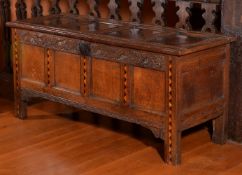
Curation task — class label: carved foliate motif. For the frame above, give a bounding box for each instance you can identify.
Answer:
[17,30,167,71]
[151,0,166,26]
[32,0,43,17]
[69,0,79,15]
[108,0,121,20]
[175,1,192,30]
[87,0,100,17]
[201,3,217,33]
[15,0,27,20]
[49,0,61,15]
[128,0,144,23]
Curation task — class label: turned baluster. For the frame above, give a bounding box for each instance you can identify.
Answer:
[201,3,217,33]
[128,0,144,23]
[175,0,192,30]
[15,0,27,20]
[151,0,166,26]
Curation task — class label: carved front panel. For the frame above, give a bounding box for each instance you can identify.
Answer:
[133,67,166,114]
[91,58,121,103]
[21,44,45,85]
[54,51,81,93]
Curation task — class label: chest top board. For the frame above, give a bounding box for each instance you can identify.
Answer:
[7,14,234,165]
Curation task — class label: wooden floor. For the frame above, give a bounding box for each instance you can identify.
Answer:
[0,98,241,175]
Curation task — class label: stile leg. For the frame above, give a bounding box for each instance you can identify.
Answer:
[164,131,182,165]
[212,112,228,144]
[14,93,27,120]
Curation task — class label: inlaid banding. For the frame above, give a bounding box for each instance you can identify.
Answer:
[168,58,173,163]
[123,65,128,104]
[46,49,51,87]
[83,57,88,95]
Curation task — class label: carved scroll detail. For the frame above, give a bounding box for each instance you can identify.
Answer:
[69,0,79,15]
[32,0,43,17]
[108,0,121,20]
[49,0,61,15]
[151,0,166,26]
[175,1,192,30]
[201,3,217,33]
[15,0,27,20]
[128,0,144,23]
[87,0,100,17]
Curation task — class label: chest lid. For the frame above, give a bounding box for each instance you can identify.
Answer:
[6,14,235,56]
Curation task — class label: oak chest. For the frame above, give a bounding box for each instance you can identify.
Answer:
[7,14,234,165]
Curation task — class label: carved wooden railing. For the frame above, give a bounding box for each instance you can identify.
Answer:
[13,0,221,33]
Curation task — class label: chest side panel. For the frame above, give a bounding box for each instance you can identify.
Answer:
[177,46,226,130]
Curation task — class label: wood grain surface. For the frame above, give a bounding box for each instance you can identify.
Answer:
[0,98,241,175]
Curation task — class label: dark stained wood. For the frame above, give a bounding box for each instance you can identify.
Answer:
[49,0,61,15]
[0,0,11,73]
[6,14,234,165]
[15,0,27,20]
[222,0,242,143]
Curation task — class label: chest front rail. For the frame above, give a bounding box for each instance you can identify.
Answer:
[12,29,230,165]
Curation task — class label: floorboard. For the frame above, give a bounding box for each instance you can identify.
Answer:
[0,98,241,175]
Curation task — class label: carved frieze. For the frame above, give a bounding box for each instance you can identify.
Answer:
[17,30,167,71]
